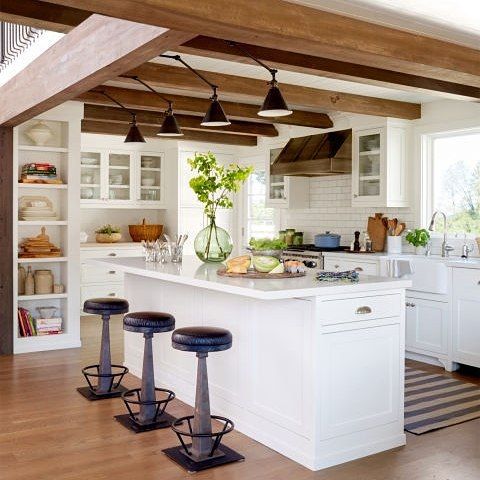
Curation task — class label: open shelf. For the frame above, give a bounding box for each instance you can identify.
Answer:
[18,293,68,301]
[18,220,67,226]
[18,183,67,189]
[18,257,68,263]
[19,145,68,153]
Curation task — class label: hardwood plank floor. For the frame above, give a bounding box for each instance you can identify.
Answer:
[1,317,479,479]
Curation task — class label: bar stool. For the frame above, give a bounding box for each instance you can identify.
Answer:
[163,326,244,473]
[115,311,177,433]
[77,297,129,401]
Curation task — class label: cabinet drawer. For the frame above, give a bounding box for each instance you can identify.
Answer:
[81,284,124,308]
[80,247,143,260]
[324,258,379,275]
[318,294,401,325]
[81,264,124,284]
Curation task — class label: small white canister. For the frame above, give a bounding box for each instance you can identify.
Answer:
[387,236,402,254]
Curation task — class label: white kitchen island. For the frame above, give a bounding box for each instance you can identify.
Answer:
[91,256,411,471]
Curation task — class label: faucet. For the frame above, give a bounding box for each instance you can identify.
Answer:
[428,210,454,257]
[461,235,474,259]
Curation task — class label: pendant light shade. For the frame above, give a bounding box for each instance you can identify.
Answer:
[201,94,231,127]
[124,116,146,143]
[258,80,292,117]
[157,107,183,137]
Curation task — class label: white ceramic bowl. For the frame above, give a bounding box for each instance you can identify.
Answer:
[141,178,155,186]
[36,306,58,319]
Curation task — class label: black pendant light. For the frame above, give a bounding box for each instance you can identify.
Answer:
[159,54,231,127]
[128,76,183,137]
[99,91,146,143]
[228,41,293,117]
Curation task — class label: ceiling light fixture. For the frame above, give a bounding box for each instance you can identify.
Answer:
[159,54,231,127]
[99,90,146,143]
[128,76,183,137]
[228,41,292,118]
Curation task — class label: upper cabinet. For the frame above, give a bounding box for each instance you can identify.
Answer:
[352,122,409,208]
[265,144,309,209]
[80,146,165,209]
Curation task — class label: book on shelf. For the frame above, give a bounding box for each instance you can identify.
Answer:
[20,163,62,184]
[18,308,63,337]
[18,307,36,337]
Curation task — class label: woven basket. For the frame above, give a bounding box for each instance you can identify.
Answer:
[129,218,163,242]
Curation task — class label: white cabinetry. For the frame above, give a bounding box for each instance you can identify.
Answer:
[452,268,480,368]
[80,244,143,311]
[323,255,380,275]
[265,143,309,209]
[352,122,409,208]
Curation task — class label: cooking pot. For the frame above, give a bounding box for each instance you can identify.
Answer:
[314,231,341,248]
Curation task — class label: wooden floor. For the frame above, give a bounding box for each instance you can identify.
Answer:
[1,317,480,480]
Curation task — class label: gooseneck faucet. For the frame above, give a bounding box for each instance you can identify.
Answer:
[428,210,453,257]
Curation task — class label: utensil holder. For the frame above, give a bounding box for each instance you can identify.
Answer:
[387,236,402,254]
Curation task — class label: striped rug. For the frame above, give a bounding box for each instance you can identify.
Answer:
[405,367,480,434]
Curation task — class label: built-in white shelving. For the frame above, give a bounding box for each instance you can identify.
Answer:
[19,145,68,153]
[17,257,68,263]
[19,293,68,301]
[18,221,68,226]
[18,183,68,189]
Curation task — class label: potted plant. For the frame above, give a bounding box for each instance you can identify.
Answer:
[405,228,430,254]
[95,224,122,243]
[189,152,252,262]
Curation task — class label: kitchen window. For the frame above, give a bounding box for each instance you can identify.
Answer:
[425,130,480,235]
[243,168,277,243]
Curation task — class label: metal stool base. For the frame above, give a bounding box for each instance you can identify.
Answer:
[114,412,176,433]
[77,385,129,401]
[162,444,244,473]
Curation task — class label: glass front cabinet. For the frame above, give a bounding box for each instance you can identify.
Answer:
[352,122,409,208]
[80,149,165,208]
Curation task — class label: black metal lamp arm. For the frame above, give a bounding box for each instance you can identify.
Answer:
[227,41,277,79]
[124,75,174,111]
[98,90,137,120]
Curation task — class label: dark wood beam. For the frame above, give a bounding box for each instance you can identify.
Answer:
[83,104,278,137]
[0,0,89,33]
[38,0,480,88]
[0,127,13,355]
[77,86,333,128]
[121,63,420,119]
[179,36,480,100]
[0,15,195,126]
[82,120,257,146]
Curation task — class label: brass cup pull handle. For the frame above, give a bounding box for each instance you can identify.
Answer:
[356,306,372,315]
[108,253,117,257]
[334,264,340,269]
[355,267,364,272]
[108,293,116,297]
[477,280,480,285]
[108,271,116,274]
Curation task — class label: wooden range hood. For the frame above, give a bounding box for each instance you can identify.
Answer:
[271,129,352,177]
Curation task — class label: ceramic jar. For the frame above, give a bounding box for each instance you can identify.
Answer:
[34,269,54,294]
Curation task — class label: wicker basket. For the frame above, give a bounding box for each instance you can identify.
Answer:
[129,218,163,242]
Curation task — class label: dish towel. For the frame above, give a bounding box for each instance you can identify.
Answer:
[316,270,359,282]
[387,259,414,278]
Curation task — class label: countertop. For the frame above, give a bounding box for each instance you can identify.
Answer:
[89,256,411,300]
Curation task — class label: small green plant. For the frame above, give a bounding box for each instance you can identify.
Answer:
[95,224,121,235]
[405,228,430,248]
[249,237,287,251]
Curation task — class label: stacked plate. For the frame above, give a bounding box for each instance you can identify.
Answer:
[19,196,58,221]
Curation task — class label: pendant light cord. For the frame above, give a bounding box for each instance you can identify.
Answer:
[97,90,137,122]
[122,75,175,112]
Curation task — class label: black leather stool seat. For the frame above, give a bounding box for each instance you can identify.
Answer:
[83,297,129,315]
[123,312,175,334]
[172,327,232,353]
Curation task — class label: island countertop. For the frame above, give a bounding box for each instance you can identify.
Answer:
[90,256,411,300]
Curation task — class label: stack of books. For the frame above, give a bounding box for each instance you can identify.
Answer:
[35,318,63,336]
[20,163,62,184]
[18,307,36,336]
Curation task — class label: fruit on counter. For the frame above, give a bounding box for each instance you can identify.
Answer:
[284,260,306,274]
[248,237,287,251]
[268,263,285,274]
[225,255,251,274]
[252,256,280,273]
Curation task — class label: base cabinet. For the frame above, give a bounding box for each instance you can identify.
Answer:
[323,256,379,275]
[452,268,480,368]
[405,297,449,359]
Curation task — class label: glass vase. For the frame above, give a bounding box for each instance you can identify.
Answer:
[194,217,233,263]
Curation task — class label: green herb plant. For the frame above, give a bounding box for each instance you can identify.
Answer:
[95,224,121,235]
[405,228,430,248]
[249,237,287,251]
[189,152,252,258]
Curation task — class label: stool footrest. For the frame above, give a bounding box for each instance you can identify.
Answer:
[81,364,129,395]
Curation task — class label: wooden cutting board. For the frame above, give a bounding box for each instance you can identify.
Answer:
[367,213,387,252]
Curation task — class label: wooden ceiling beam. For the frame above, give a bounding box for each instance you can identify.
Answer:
[121,62,420,120]
[82,120,257,146]
[83,104,278,137]
[77,86,333,129]
[38,0,480,88]
[0,15,195,126]
[179,36,480,100]
[0,0,89,33]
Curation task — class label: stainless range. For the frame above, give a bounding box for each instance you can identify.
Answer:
[282,244,349,270]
